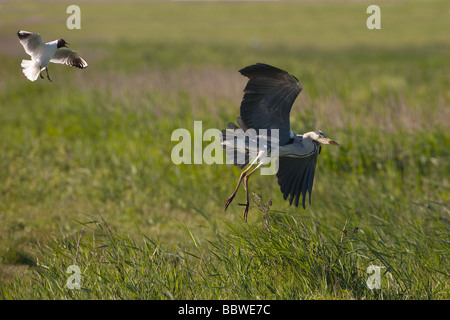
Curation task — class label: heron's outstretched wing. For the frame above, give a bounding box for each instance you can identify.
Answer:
[276,146,321,208]
[50,48,88,69]
[17,30,45,59]
[239,63,303,146]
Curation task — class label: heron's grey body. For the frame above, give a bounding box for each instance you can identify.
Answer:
[223,63,338,221]
[17,30,88,82]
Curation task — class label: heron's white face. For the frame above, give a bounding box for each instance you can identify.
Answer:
[308,130,339,146]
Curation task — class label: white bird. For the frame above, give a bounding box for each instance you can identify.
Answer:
[17,30,88,82]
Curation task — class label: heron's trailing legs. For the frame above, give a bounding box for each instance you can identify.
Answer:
[224,153,264,222]
[224,163,253,211]
[240,162,263,222]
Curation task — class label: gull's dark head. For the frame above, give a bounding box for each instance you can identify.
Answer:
[57,39,69,48]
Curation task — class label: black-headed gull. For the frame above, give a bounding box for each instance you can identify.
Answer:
[17,30,88,82]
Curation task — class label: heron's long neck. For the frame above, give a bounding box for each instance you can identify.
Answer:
[301,131,316,140]
[298,134,318,148]
[280,134,316,158]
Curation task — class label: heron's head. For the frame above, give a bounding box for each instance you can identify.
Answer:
[57,39,69,48]
[307,130,339,146]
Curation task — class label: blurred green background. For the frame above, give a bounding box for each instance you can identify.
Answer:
[0,1,448,299]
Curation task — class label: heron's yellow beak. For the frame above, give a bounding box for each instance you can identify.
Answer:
[327,139,339,146]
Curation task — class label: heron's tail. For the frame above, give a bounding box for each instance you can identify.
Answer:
[221,119,260,169]
[221,126,249,169]
[21,59,43,81]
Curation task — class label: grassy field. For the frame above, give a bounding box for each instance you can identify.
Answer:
[0,1,448,300]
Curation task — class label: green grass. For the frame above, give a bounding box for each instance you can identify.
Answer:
[0,1,449,299]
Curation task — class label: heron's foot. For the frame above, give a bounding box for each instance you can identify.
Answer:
[224,195,235,211]
[39,72,44,79]
[238,202,250,222]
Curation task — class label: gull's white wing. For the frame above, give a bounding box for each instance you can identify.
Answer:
[17,30,45,59]
[50,48,88,69]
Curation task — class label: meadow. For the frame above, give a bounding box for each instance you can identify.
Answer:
[0,1,448,300]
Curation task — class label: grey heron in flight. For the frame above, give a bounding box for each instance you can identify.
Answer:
[222,63,339,222]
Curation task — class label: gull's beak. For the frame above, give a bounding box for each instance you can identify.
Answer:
[64,43,70,48]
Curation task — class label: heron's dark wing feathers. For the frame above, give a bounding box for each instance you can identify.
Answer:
[239,63,302,146]
[276,147,320,208]
[227,122,239,130]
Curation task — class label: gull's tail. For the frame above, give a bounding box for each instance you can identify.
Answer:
[21,59,43,81]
